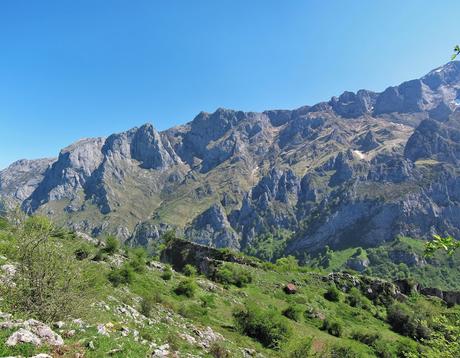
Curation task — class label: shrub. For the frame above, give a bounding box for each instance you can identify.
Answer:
[0,216,8,230]
[74,245,91,260]
[183,264,198,277]
[92,249,107,262]
[128,248,147,273]
[275,255,299,272]
[386,303,431,340]
[233,302,291,349]
[161,230,178,245]
[200,294,216,308]
[104,236,120,255]
[328,344,360,357]
[321,319,343,337]
[107,265,134,287]
[140,296,155,317]
[178,302,207,319]
[4,216,89,322]
[351,330,381,346]
[174,279,197,298]
[288,338,313,358]
[324,285,341,302]
[214,263,252,288]
[209,341,230,358]
[161,265,173,280]
[282,304,302,322]
[346,287,371,308]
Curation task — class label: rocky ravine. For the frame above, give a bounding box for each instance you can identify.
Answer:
[2,62,460,255]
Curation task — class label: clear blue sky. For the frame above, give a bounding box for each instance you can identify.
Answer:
[1,0,459,169]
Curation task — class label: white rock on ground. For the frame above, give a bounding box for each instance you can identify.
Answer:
[6,328,41,346]
[24,319,64,346]
[151,343,170,357]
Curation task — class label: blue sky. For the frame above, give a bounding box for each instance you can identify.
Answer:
[0,0,459,169]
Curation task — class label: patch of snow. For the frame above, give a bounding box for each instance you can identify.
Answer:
[353,150,366,160]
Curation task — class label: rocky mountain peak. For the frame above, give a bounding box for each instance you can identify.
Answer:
[422,61,460,90]
[0,158,55,205]
[5,62,460,255]
[329,89,377,118]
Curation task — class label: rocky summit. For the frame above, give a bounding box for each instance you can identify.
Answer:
[3,62,460,256]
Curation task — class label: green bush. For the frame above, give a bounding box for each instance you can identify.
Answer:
[92,249,107,262]
[209,341,230,358]
[183,264,198,277]
[104,236,120,255]
[0,216,8,230]
[174,279,197,298]
[321,319,343,337]
[346,287,372,309]
[275,255,299,272]
[324,285,341,302]
[128,248,147,273]
[386,303,431,340]
[74,246,91,260]
[233,302,291,349]
[282,304,302,322]
[161,265,173,280]
[200,294,216,308]
[178,302,207,319]
[351,330,381,346]
[214,263,252,287]
[288,338,312,358]
[140,296,155,317]
[328,344,360,357]
[107,265,134,287]
[4,216,89,322]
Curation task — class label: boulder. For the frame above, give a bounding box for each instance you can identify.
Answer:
[6,328,41,346]
[152,343,170,357]
[283,283,297,294]
[24,319,64,346]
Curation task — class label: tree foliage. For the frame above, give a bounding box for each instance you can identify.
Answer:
[452,45,460,60]
[424,234,460,257]
[4,216,89,322]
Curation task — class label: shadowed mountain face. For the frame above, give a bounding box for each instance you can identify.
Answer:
[3,62,460,255]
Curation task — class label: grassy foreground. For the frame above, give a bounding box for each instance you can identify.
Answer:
[0,216,459,357]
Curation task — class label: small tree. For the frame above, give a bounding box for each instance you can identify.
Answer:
[104,235,120,255]
[233,302,291,349]
[324,285,341,302]
[5,216,89,322]
[174,279,197,298]
[161,265,173,280]
[128,247,148,273]
[183,264,198,277]
[107,265,134,287]
[282,304,302,322]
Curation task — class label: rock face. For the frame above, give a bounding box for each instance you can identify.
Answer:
[160,239,258,277]
[185,204,240,249]
[3,62,460,256]
[0,158,55,207]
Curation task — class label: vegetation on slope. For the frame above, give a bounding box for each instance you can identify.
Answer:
[307,236,460,290]
[0,214,459,357]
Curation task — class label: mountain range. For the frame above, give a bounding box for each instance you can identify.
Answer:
[3,61,460,258]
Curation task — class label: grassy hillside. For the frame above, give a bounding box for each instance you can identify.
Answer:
[0,216,459,357]
[308,236,460,291]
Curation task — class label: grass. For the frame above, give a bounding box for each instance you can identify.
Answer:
[0,220,459,357]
